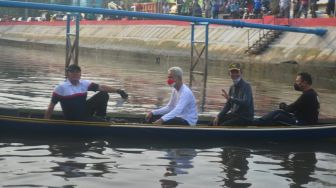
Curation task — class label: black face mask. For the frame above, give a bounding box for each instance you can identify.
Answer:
[294,83,302,91]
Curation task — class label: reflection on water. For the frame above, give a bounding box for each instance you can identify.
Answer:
[0,138,336,187]
[220,147,251,187]
[0,45,335,118]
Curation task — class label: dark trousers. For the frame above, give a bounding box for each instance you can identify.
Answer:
[86,91,109,118]
[218,113,253,126]
[149,115,189,126]
[258,110,297,125]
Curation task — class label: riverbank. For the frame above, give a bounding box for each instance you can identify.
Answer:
[0,19,335,83]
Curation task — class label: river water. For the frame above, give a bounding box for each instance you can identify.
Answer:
[0,45,336,187]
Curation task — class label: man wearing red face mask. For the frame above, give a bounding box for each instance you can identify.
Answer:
[145,67,198,126]
[212,63,254,126]
[258,72,320,125]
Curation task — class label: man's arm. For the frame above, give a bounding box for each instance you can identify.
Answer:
[152,90,175,116]
[160,91,190,122]
[98,85,118,93]
[230,83,253,107]
[217,87,233,119]
[98,84,128,99]
[44,102,56,119]
[285,93,306,113]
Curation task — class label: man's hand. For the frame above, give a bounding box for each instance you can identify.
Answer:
[153,118,163,125]
[279,102,288,110]
[212,116,219,126]
[117,89,128,99]
[145,112,153,122]
[221,89,229,100]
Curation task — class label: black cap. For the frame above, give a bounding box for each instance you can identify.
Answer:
[66,64,81,72]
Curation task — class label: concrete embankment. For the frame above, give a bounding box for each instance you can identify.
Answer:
[0,21,335,82]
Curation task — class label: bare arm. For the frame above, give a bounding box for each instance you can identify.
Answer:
[98,84,128,99]
[44,102,56,119]
[98,85,118,93]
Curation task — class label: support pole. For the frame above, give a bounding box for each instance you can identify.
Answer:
[189,22,209,112]
[65,14,80,75]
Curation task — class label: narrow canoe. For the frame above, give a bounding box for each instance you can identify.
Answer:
[1,108,336,141]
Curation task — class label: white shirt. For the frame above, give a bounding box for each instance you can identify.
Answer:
[53,79,93,97]
[152,84,198,126]
[279,0,290,8]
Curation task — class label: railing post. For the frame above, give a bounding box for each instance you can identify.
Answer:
[189,22,209,112]
[75,14,80,65]
[189,23,195,88]
[65,13,80,75]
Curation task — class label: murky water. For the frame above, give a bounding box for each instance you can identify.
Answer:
[0,45,336,187]
[1,137,336,188]
[0,45,335,117]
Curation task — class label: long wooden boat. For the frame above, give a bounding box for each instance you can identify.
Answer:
[0,108,336,141]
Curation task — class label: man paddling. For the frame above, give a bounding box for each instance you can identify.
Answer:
[44,64,128,121]
[258,72,320,125]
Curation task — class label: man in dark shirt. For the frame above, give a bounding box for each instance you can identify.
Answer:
[259,72,320,125]
[212,63,254,126]
[44,64,128,121]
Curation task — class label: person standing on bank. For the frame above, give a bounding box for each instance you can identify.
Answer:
[212,63,254,126]
[259,72,320,125]
[145,67,198,126]
[44,64,128,121]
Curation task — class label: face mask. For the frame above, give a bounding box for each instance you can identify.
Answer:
[232,77,241,85]
[294,83,302,91]
[167,78,176,87]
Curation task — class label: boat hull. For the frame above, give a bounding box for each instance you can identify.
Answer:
[1,115,336,141]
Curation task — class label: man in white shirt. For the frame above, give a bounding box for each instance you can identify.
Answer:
[145,67,198,126]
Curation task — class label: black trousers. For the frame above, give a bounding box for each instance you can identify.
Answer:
[258,110,297,125]
[149,115,190,126]
[86,91,109,118]
[218,113,253,126]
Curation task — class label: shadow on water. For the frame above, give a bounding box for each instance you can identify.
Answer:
[1,134,336,153]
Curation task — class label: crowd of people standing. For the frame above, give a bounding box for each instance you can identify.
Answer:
[169,0,335,19]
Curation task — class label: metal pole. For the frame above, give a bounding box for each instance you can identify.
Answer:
[189,23,195,88]
[65,14,71,75]
[247,29,250,49]
[334,0,336,18]
[201,23,209,112]
[0,0,327,36]
[74,14,79,65]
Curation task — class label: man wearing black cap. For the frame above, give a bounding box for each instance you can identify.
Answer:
[212,63,254,126]
[44,64,128,121]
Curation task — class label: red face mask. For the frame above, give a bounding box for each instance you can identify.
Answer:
[167,78,176,86]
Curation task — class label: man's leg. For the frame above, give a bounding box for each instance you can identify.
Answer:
[86,91,109,117]
[163,117,189,126]
[220,116,252,126]
[147,115,189,125]
[217,113,238,125]
[259,110,296,125]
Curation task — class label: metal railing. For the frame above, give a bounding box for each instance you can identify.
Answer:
[0,0,327,36]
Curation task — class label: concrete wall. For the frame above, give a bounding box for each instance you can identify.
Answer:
[0,24,335,66]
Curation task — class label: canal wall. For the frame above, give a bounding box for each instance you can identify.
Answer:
[0,20,335,68]
[0,22,336,65]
